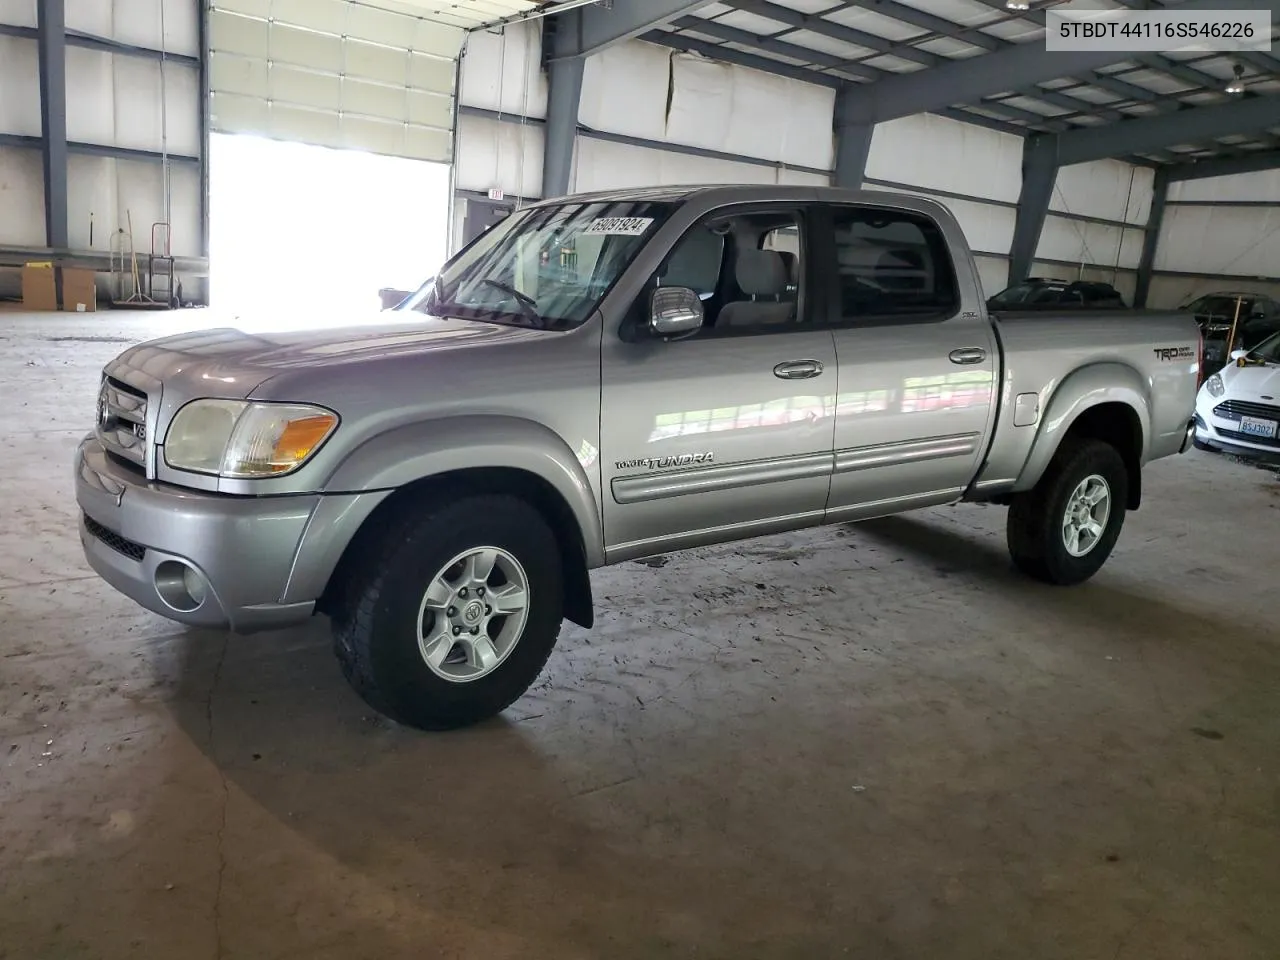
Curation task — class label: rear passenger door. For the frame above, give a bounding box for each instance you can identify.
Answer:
[599,204,838,562]
[815,202,999,521]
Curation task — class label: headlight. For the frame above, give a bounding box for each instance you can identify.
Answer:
[164,399,339,478]
[1204,374,1225,398]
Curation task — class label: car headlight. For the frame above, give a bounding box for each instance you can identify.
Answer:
[1204,373,1225,398]
[164,399,339,478]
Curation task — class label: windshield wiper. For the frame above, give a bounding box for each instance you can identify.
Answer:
[481,279,543,326]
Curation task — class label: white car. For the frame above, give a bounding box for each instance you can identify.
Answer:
[1194,330,1280,458]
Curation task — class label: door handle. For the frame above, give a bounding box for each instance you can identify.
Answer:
[774,360,824,380]
[948,347,987,365]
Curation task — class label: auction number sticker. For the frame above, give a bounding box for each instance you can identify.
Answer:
[583,217,655,236]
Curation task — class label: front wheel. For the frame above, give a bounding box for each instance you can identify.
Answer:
[1006,438,1129,586]
[331,494,564,730]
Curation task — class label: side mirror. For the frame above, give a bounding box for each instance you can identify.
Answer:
[648,286,703,340]
[1230,349,1249,362]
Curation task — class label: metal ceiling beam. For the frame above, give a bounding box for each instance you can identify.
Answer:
[1166,148,1280,180]
[837,43,1143,124]
[557,0,719,59]
[668,15,880,80]
[856,0,1001,52]
[1050,94,1280,165]
[717,0,939,67]
[640,30,842,87]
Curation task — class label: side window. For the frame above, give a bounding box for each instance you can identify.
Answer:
[653,209,806,336]
[830,206,958,322]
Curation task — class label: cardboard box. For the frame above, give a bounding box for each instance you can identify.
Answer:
[21,263,58,311]
[61,267,98,312]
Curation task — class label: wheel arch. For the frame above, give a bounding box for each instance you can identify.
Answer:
[315,416,602,629]
[318,465,596,629]
[1013,364,1150,510]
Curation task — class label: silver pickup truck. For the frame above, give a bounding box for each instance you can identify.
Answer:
[76,186,1201,729]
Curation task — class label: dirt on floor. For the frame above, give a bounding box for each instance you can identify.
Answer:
[1,312,1278,960]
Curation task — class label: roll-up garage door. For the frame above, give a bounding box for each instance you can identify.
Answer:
[209,0,477,163]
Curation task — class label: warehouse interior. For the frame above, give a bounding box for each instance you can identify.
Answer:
[2,1,1279,957]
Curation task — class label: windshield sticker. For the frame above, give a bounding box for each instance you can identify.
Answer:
[583,217,655,236]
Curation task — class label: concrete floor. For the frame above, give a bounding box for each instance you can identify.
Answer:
[1,310,1278,960]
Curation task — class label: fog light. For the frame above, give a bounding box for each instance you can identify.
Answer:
[154,560,207,613]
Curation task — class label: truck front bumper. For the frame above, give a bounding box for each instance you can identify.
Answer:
[75,434,384,634]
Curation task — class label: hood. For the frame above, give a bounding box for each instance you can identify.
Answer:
[104,313,552,397]
[1221,362,1280,401]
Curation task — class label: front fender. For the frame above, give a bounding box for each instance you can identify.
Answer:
[1011,363,1152,493]
[322,415,604,566]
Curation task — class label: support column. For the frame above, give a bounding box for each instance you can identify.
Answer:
[832,88,872,188]
[198,0,210,260]
[1134,167,1169,308]
[37,0,68,251]
[833,121,873,188]
[541,13,584,200]
[1008,134,1058,284]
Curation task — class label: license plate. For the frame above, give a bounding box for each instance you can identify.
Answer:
[1239,415,1278,439]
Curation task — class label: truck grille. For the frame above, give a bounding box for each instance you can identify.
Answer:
[83,514,146,561]
[1213,399,1280,422]
[96,376,150,469]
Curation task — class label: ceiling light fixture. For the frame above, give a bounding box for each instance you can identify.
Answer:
[1006,0,1031,9]
[1225,64,1246,95]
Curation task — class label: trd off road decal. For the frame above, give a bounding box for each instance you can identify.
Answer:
[1153,346,1196,361]
[615,452,714,471]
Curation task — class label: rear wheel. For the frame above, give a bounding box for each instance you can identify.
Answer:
[331,494,564,730]
[1007,438,1129,586]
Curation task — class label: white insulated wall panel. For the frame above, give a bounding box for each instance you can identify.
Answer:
[0,36,41,137]
[0,0,36,27]
[454,113,543,199]
[1169,169,1280,204]
[460,21,546,118]
[1051,159,1153,226]
[66,0,199,58]
[579,41,836,172]
[65,48,201,157]
[67,154,200,256]
[0,146,44,246]
[973,255,1010,297]
[866,114,1023,205]
[572,137,814,193]
[1036,214,1145,271]
[1154,204,1280,277]
[209,1,463,162]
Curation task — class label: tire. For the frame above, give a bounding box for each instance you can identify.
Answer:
[331,494,564,730]
[1006,438,1129,586]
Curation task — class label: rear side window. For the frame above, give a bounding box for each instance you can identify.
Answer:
[830,206,959,321]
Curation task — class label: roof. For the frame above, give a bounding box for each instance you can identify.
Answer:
[640,0,1280,168]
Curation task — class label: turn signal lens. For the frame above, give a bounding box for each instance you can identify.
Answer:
[222,404,340,477]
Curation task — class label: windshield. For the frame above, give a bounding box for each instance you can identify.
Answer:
[400,200,676,330]
[1246,330,1280,363]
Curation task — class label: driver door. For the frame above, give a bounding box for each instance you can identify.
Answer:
[599,205,837,562]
